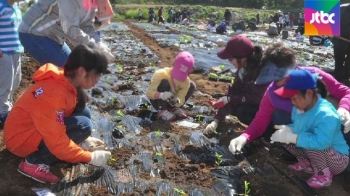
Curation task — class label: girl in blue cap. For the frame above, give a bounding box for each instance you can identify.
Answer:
[271,69,349,189]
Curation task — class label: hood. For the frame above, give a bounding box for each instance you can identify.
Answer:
[33,63,65,82]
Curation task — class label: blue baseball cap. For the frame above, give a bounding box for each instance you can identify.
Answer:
[274,69,317,98]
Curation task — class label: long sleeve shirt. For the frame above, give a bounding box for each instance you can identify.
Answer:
[290,97,349,155]
[4,64,91,163]
[18,0,100,46]
[242,66,350,142]
[146,67,190,108]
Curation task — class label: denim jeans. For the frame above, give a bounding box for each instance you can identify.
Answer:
[19,32,71,67]
[25,107,93,165]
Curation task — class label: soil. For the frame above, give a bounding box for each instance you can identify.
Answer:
[0,19,350,196]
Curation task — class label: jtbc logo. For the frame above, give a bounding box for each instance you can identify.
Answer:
[310,11,335,24]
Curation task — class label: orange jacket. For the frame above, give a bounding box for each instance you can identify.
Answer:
[4,64,91,163]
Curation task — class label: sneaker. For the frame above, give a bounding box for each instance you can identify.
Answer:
[18,161,59,184]
[307,168,333,189]
[0,112,8,124]
[172,108,187,119]
[288,159,313,173]
[158,110,176,121]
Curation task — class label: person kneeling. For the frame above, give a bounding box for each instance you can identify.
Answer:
[271,69,349,189]
[146,52,196,121]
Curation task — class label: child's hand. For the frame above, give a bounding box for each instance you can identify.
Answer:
[337,108,350,133]
[270,129,297,144]
[159,92,174,100]
[211,96,229,109]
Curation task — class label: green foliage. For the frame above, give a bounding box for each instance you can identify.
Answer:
[215,152,223,165]
[155,152,163,156]
[244,181,251,195]
[174,188,186,195]
[117,110,124,117]
[155,129,162,136]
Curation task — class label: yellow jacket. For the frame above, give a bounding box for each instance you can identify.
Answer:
[4,64,91,163]
[146,67,190,107]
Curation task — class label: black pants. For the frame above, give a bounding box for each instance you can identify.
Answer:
[333,37,350,81]
[158,16,165,24]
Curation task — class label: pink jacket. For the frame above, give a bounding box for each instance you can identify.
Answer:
[241,66,350,142]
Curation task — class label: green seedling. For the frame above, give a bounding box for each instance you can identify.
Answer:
[215,152,223,166]
[117,110,124,117]
[111,97,117,105]
[155,129,162,137]
[179,35,185,43]
[195,114,203,121]
[116,64,123,73]
[136,84,141,88]
[117,125,123,129]
[213,130,218,135]
[174,188,186,195]
[244,181,250,196]
[128,78,134,83]
[219,65,225,70]
[155,152,163,157]
[186,35,192,42]
[108,156,117,164]
[209,72,218,80]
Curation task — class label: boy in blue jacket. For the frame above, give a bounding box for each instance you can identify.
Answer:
[271,69,349,189]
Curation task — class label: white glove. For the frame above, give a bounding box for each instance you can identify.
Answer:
[273,125,294,133]
[270,129,298,144]
[228,135,247,154]
[168,96,180,106]
[337,108,350,134]
[89,150,111,166]
[97,42,114,63]
[83,136,107,151]
[204,121,218,134]
[159,92,174,101]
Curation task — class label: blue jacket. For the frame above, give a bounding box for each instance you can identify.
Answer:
[289,97,349,155]
[216,21,227,32]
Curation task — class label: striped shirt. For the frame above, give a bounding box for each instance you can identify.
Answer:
[0,1,23,54]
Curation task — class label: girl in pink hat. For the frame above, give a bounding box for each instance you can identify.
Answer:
[146,52,196,121]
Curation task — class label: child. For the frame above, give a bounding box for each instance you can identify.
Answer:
[146,52,196,121]
[204,35,267,135]
[271,69,349,188]
[4,44,111,184]
[0,0,24,124]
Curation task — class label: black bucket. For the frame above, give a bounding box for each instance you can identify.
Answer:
[282,30,288,39]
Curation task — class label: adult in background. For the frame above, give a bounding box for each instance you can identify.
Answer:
[224,9,232,24]
[18,0,115,68]
[333,3,350,82]
[158,6,165,24]
[204,35,267,135]
[256,12,260,25]
[232,11,237,24]
[216,21,228,35]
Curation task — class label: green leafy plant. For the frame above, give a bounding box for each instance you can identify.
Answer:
[209,72,218,80]
[179,35,185,43]
[155,152,163,157]
[116,64,123,73]
[213,130,218,135]
[111,97,117,105]
[244,181,250,196]
[215,152,223,165]
[155,129,162,137]
[117,125,123,129]
[219,65,225,70]
[117,110,124,117]
[186,35,192,42]
[108,156,117,164]
[174,188,186,195]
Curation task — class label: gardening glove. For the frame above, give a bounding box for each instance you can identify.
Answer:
[168,96,180,106]
[97,42,114,63]
[159,92,175,101]
[83,136,107,151]
[203,121,218,135]
[270,129,298,144]
[212,96,229,109]
[228,135,247,154]
[89,150,111,166]
[273,125,294,134]
[337,108,350,134]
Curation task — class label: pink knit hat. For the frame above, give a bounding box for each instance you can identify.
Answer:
[171,52,195,81]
